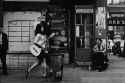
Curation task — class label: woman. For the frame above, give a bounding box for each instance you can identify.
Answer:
[26,9,55,78]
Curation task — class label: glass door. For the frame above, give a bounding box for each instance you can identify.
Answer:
[75,13,93,49]
[75,11,94,62]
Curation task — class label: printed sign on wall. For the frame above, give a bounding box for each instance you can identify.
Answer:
[108,13,125,26]
[96,7,106,38]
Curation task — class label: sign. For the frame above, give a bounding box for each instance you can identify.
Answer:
[95,7,106,38]
[109,13,125,18]
[108,13,125,26]
[76,8,93,13]
[108,18,125,26]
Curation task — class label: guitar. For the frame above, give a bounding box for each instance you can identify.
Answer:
[30,34,49,56]
[30,33,55,56]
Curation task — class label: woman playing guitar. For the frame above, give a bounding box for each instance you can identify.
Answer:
[26,9,55,78]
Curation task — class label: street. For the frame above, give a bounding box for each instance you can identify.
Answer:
[1,55,125,83]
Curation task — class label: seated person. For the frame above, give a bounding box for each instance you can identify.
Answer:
[93,38,106,53]
[92,38,107,71]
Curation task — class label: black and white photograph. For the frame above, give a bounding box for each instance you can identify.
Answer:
[0,0,125,83]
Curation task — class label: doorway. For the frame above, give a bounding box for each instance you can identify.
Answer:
[75,6,94,65]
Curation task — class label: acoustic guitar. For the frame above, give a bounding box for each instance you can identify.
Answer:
[30,34,48,56]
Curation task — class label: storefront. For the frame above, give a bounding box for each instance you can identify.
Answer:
[2,1,70,68]
[107,6,125,54]
[74,5,94,66]
[0,0,108,69]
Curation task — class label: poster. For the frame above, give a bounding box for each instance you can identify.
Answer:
[76,26,80,37]
[96,7,106,38]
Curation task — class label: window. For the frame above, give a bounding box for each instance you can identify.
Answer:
[7,20,34,52]
[8,20,33,42]
[107,0,125,5]
[75,13,94,48]
[76,13,82,24]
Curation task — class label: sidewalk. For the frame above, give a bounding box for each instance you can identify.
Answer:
[1,55,125,83]
[0,66,85,83]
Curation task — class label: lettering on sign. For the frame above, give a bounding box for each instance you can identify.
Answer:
[110,14,125,18]
[108,19,125,26]
[76,9,93,13]
[108,13,125,26]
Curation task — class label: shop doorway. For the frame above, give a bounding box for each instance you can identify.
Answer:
[74,6,94,65]
[107,26,125,56]
[107,13,125,57]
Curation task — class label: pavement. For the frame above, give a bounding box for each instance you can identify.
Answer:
[1,55,125,83]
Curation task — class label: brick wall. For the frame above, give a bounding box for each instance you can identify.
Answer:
[0,53,69,70]
[2,11,41,70]
[0,11,70,70]
[5,53,36,70]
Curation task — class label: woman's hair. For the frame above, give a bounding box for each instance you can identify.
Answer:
[96,38,102,42]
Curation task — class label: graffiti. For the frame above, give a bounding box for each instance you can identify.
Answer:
[96,7,106,38]
[96,7,106,30]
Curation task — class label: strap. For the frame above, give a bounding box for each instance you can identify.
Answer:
[34,43,41,48]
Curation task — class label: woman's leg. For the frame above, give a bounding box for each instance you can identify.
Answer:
[28,60,39,72]
[25,59,41,79]
[28,56,42,72]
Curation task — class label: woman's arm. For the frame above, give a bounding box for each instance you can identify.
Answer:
[93,45,98,52]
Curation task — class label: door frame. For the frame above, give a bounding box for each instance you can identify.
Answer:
[74,5,95,62]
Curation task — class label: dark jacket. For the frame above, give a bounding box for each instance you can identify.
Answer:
[35,22,51,36]
[0,32,8,54]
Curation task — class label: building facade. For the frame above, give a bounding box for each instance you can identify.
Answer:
[74,0,107,66]
[0,0,107,69]
[107,0,125,55]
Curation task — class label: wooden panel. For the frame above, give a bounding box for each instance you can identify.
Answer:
[108,6,125,13]
[75,48,91,62]
[96,0,107,7]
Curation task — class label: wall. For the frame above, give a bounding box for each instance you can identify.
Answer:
[1,11,41,69]
[96,0,107,7]
[3,11,41,52]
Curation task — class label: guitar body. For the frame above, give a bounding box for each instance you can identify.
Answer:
[30,34,49,56]
[30,44,41,56]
